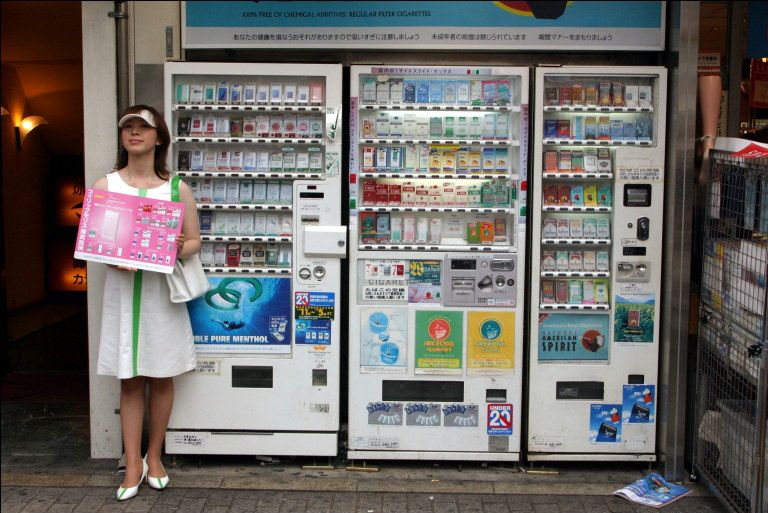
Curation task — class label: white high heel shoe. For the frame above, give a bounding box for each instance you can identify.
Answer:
[145,455,170,490]
[116,459,148,501]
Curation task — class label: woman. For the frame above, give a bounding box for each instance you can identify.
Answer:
[94,105,200,500]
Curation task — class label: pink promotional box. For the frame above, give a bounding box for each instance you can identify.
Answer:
[74,188,185,273]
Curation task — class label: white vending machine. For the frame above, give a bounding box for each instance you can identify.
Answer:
[163,62,346,456]
[347,65,529,460]
[527,66,667,461]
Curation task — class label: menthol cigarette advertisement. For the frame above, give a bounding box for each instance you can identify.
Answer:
[360,308,407,373]
[414,310,463,374]
[467,311,515,373]
[187,276,291,353]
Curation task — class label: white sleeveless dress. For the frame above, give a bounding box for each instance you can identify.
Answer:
[96,172,197,379]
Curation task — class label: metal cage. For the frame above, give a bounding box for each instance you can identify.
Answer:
[693,149,768,513]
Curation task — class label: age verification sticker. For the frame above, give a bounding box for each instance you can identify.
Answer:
[487,403,513,436]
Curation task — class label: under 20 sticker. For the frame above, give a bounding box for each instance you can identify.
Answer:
[487,403,513,436]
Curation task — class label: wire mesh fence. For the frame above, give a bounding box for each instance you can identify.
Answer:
[694,150,767,513]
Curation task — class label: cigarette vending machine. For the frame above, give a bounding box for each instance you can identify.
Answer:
[347,65,528,460]
[163,62,346,456]
[527,66,667,461]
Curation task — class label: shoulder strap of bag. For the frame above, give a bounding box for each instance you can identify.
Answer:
[171,176,181,202]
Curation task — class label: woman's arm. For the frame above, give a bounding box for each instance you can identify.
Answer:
[177,180,201,258]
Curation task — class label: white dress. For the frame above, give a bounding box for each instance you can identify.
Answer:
[96,172,197,379]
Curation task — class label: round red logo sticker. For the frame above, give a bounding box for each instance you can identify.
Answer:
[428,318,451,341]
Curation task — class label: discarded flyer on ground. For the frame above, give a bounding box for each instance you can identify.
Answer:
[74,188,184,273]
[613,473,692,508]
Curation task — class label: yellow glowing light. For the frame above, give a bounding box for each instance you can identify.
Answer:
[15,115,48,148]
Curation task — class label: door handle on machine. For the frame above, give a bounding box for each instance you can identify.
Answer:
[302,225,347,257]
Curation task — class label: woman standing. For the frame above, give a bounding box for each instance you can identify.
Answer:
[93,105,200,500]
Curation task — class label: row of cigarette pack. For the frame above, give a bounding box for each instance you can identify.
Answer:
[544,81,652,108]
[174,81,324,105]
[543,184,612,207]
[542,250,610,272]
[360,212,509,246]
[189,179,293,204]
[543,217,610,239]
[199,211,293,237]
[176,114,324,138]
[361,179,512,208]
[361,112,510,139]
[541,279,610,305]
[543,116,652,141]
[200,242,291,268]
[362,145,511,174]
[178,148,323,173]
[544,148,612,173]
[361,77,512,106]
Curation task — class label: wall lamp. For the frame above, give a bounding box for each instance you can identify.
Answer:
[15,115,48,150]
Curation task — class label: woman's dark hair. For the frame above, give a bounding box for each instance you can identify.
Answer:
[114,104,171,180]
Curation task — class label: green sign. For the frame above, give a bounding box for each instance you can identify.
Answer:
[415,310,463,373]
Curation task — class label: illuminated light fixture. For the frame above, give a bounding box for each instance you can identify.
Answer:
[15,115,48,149]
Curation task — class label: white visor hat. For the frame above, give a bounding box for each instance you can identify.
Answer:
[117,109,156,128]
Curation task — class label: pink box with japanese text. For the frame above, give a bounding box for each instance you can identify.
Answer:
[74,188,185,273]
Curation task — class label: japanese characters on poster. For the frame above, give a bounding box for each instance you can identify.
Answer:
[467,311,515,373]
[414,310,463,374]
[360,308,407,373]
[538,313,610,361]
[188,276,291,353]
[614,286,655,343]
[294,291,335,345]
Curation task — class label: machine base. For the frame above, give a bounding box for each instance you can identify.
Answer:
[347,450,520,462]
[527,453,656,462]
[165,431,338,457]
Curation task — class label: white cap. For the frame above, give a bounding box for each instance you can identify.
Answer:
[117,109,156,128]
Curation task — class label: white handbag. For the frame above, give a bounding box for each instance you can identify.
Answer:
[165,177,210,303]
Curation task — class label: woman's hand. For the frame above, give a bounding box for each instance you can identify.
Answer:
[176,233,186,254]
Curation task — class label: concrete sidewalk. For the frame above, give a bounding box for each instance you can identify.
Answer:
[1,395,727,513]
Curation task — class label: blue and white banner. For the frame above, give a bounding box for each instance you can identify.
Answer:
[183,1,665,51]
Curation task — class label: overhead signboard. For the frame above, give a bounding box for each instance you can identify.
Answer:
[183,1,665,51]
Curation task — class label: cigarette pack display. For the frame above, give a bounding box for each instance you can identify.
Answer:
[559,150,572,171]
[622,121,637,140]
[390,215,402,243]
[442,150,456,173]
[638,85,652,107]
[217,82,230,104]
[403,80,416,103]
[199,210,212,234]
[557,185,571,205]
[479,221,494,245]
[225,180,239,203]
[597,185,612,206]
[572,115,585,140]
[559,85,572,105]
[226,212,240,235]
[568,280,583,303]
[556,251,569,271]
[243,84,256,103]
[571,84,584,105]
[556,280,569,303]
[545,150,559,172]
[253,213,267,235]
[557,218,570,238]
[497,81,511,105]
[598,116,611,140]
[266,214,280,236]
[429,80,443,104]
[231,84,242,104]
[177,151,191,171]
[557,120,571,139]
[542,218,558,238]
[389,115,403,137]
[429,218,442,244]
[610,119,624,140]
[270,83,283,104]
[213,212,227,235]
[483,114,496,138]
[585,84,598,105]
[174,82,190,103]
[240,212,255,234]
[456,80,470,104]
[585,116,598,140]
[636,117,652,140]
[442,182,456,206]
[415,216,429,243]
[582,218,597,238]
[583,251,596,271]
[203,115,216,135]
[596,218,610,238]
[542,250,556,271]
[375,182,389,205]
[596,252,610,271]
[280,182,293,204]
[239,244,253,266]
[545,86,559,106]
[213,243,227,265]
[199,179,213,202]
[203,83,216,103]
[403,216,416,242]
[596,148,611,172]
[594,279,609,303]
[584,149,598,172]
[611,82,625,106]
[388,183,402,205]
[542,280,555,303]
[544,119,558,139]
[257,84,269,104]
[443,81,457,104]
[297,85,310,104]
[544,185,558,205]
[569,218,583,237]
[625,85,639,108]
[584,185,598,206]
[200,243,214,265]
[482,81,497,105]
[582,280,595,304]
[362,78,376,103]
[212,179,227,203]
[494,218,508,243]
[360,212,376,243]
[598,82,612,106]
[571,150,584,171]
[401,181,415,206]
[466,222,480,244]
[265,244,279,266]
[416,80,430,103]
[569,251,583,271]
[252,244,266,265]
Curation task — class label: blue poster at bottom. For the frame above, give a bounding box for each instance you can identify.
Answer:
[589,404,622,443]
[295,319,331,345]
[187,276,291,353]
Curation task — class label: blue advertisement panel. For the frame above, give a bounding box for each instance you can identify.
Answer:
[589,404,622,443]
[188,276,291,353]
[294,291,335,345]
[622,385,656,424]
[184,1,664,51]
[538,313,610,361]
